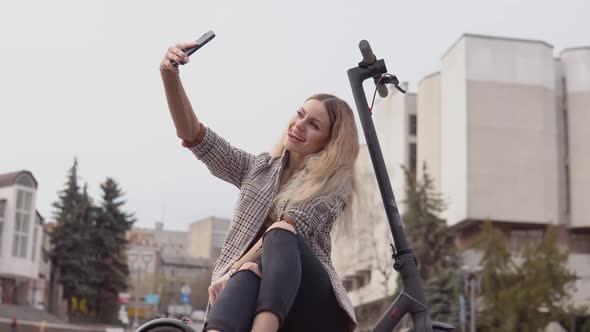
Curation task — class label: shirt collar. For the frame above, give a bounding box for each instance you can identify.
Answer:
[279,148,289,167]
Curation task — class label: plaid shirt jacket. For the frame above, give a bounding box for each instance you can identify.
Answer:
[187,125,357,330]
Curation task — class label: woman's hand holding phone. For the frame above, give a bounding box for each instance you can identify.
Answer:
[160,41,198,73]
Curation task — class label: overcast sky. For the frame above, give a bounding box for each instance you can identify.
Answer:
[1,0,588,230]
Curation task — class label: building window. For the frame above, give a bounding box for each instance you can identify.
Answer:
[409,143,417,173]
[562,77,571,214]
[43,249,49,263]
[343,270,372,291]
[356,270,371,288]
[15,174,36,188]
[409,114,417,136]
[13,190,33,258]
[343,277,354,292]
[565,164,571,214]
[509,230,543,252]
[0,200,5,256]
[571,234,590,254]
[32,227,38,261]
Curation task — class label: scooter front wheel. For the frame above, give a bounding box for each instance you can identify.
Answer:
[407,321,455,332]
[135,318,197,332]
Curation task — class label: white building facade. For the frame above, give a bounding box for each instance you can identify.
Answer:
[0,171,45,307]
[418,35,589,308]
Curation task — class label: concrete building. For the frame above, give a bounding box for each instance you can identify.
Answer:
[159,254,211,313]
[126,222,190,297]
[332,34,590,328]
[0,171,45,307]
[188,216,230,262]
[560,47,590,231]
[126,224,180,319]
[127,244,159,298]
[432,34,561,227]
[125,218,229,315]
[125,223,186,320]
[153,222,189,257]
[417,34,589,306]
[128,222,188,257]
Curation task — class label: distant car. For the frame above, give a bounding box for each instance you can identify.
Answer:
[191,310,205,322]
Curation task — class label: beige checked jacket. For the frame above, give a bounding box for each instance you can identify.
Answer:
[188,125,357,331]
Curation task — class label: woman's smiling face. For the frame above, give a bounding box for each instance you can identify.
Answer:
[284,99,333,156]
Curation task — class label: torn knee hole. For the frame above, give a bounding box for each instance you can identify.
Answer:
[265,221,297,235]
[237,262,262,277]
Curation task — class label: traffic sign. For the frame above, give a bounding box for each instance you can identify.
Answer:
[181,294,190,304]
[118,293,130,304]
[145,294,160,305]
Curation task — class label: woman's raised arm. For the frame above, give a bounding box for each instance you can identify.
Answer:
[160,41,258,188]
[160,41,201,144]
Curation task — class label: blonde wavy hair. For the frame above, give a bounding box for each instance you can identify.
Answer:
[270,93,360,230]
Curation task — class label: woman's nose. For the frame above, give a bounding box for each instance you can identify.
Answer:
[294,119,305,132]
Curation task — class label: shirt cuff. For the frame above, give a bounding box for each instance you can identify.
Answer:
[181,122,207,148]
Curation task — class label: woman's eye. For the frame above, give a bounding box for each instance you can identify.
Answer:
[312,123,320,130]
[296,110,304,118]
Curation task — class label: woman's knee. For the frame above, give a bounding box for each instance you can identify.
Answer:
[262,221,299,249]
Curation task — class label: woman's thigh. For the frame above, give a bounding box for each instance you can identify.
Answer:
[279,236,349,332]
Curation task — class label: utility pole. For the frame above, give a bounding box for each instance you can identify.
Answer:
[462,265,482,332]
[469,275,477,332]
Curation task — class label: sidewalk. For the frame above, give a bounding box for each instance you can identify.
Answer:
[0,304,124,332]
[0,318,112,332]
[0,303,63,324]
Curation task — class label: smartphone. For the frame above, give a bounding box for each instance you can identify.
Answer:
[172,30,216,66]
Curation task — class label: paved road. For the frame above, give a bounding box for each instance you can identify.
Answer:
[189,321,204,331]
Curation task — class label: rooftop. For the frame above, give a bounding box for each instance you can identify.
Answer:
[160,254,211,268]
[0,170,38,189]
[441,33,554,60]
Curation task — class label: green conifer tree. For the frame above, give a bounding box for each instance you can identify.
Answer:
[394,164,462,327]
[94,177,136,322]
[51,159,98,317]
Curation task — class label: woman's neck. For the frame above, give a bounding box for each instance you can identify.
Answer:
[285,151,305,174]
[280,151,305,187]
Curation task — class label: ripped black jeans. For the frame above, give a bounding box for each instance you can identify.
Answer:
[203,228,349,332]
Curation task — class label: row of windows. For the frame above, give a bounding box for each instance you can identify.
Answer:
[0,200,5,256]
[509,230,590,254]
[409,114,417,137]
[509,230,543,252]
[343,270,371,292]
[408,114,417,173]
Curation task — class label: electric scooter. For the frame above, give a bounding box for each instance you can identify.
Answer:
[346,40,454,332]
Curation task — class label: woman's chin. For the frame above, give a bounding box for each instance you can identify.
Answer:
[284,139,299,151]
[284,142,296,152]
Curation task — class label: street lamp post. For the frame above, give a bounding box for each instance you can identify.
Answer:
[461,265,482,332]
[128,252,153,328]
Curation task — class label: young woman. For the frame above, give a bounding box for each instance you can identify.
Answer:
[161,41,360,332]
